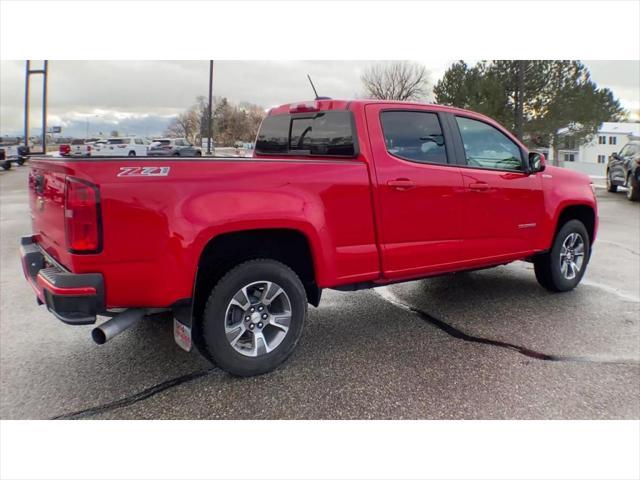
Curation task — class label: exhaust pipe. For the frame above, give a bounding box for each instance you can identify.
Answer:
[91,308,146,345]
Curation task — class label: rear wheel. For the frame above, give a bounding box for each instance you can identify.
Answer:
[128,151,136,157]
[626,174,639,201]
[1,161,11,171]
[194,150,202,157]
[16,158,26,166]
[199,259,307,376]
[534,219,590,292]
[606,170,617,192]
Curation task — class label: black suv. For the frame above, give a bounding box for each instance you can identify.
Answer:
[607,140,639,201]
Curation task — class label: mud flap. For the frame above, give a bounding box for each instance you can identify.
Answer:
[173,318,192,352]
[172,301,193,352]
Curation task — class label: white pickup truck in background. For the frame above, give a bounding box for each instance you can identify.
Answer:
[69,139,92,157]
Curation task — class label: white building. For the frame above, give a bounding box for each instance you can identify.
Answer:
[555,122,640,176]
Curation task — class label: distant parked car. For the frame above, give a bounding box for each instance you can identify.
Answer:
[69,139,92,157]
[59,144,71,157]
[148,138,202,157]
[607,140,639,201]
[1,142,29,170]
[92,137,149,157]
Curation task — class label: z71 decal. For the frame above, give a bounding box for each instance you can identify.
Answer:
[117,166,171,177]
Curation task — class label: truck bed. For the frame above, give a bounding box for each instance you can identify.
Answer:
[27,155,380,308]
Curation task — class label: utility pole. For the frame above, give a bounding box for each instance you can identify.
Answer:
[24,61,30,148]
[24,60,49,154]
[207,60,214,155]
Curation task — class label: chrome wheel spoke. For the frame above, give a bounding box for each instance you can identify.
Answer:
[262,282,284,306]
[566,261,575,279]
[252,331,270,356]
[270,312,291,333]
[225,324,246,346]
[229,286,251,311]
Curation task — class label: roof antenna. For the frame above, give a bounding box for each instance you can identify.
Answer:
[307,74,320,100]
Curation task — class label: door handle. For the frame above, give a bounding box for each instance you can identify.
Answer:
[469,182,490,191]
[387,179,416,190]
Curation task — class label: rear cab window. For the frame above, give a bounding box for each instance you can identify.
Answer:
[107,138,126,145]
[380,111,448,165]
[255,111,356,157]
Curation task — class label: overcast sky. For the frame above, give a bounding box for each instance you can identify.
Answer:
[1,60,638,137]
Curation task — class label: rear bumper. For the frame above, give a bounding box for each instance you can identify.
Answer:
[20,236,105,325]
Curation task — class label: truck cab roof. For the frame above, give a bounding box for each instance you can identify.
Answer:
[267,98,497,123]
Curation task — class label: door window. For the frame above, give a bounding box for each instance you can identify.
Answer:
[455,117,523,171]
[380,111,447,164]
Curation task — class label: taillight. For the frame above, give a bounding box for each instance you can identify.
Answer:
[64,177,101,253]
[87,145,92,152]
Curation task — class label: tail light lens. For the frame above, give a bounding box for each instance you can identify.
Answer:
[64,177,102,253]
[87,145,92,152]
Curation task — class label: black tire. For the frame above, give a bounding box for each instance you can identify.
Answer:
[200,259,307,376]
[626,174,639,201]
[17,157,26,166]
[534,219,590,292]
[128,151,136,157]
[173,152,180,157]
[606,170,617,192]
[1,161,11,171]
[194,150,202,157]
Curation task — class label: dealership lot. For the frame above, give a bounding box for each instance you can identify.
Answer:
[1,166,638,419]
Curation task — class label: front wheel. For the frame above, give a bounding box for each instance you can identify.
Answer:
[534,219,590,292]
[200,259,307,376]
[1,161,11,171]
[128,151,136,157]
[626,174,639,201]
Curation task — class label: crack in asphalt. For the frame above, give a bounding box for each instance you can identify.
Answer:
[52,367,219,420]
[597,240,640,257]
[52,285,638,419]
[374,287,640,366]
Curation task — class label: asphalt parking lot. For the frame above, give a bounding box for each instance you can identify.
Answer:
[1,165,638,419]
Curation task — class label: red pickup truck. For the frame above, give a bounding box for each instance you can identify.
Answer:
[20,99,598,376]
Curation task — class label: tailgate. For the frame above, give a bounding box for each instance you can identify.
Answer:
[28,160,70,267]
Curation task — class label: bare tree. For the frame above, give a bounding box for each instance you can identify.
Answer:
[361,61,430,101]
[165,107,200,143]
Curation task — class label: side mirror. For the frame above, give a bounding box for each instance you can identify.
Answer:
[611,152,619,160]
[528,152,546,173]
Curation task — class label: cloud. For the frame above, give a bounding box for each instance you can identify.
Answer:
[1,60,638,136]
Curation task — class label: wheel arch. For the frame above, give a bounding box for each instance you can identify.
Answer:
[191,228,321,331]
[553,204,596,246]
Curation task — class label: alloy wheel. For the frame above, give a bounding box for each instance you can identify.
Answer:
[559,232,585,280]
[224,281,292,357]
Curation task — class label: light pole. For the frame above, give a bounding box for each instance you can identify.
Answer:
[207,60,214,155]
